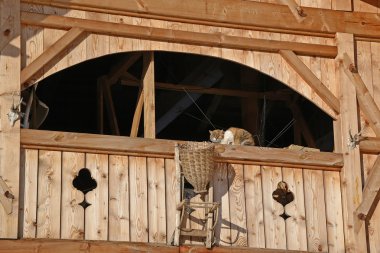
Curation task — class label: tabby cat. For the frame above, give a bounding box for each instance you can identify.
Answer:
[209,127,255,146]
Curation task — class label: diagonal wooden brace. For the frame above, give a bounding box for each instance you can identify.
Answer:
[0,176,14,215]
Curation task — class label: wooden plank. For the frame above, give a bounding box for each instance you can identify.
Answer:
[303,169,328,252]
[109,155,130,241]
[21,12,338,59]
[147,158,166,243]
[0,238,314,253]
[142,52,156,139]
[165,159,177,245]
[21,4,44,70]
[280,50,340,114]
[369,200,380,253]
[342,52,380,136]
[334,32,367,253]
[84,153,108,241]
[21,149,39,238]
[129,156,148,242]
[278,0,306,23]
[20,0,380,39]
[360,137,380,154]
[20,27,85,89]
[261,166,286,250]
[20,129,344,171]
[65,9,87,67]
[213,163,231,246]
[36,150,62,239]
[332,0,352,11]
[281,167,307,251]
[85,11,109,59]
[243,165,265,248]
[0,0,20,239]
[61,152,85,240]
[42,6,67,80]
[0,239,178,253]
[228,164,248,247]
[323,171,345,253]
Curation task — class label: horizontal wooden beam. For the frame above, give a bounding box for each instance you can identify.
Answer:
[0,239,313,253]
[21,12,338,58]
[20,27,85,90]
[21,0,380,39]
[21,129,343,171]
[280,50,340,114]
[121,78,292,100]
[360,137,380,154]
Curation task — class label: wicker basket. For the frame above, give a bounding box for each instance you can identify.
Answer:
[178,142,215,194]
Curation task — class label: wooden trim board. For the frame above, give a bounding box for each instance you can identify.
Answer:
[20,129,343,171]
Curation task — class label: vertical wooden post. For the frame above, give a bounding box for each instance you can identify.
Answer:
[334,33,367,253]
[240,68,259,139]
[143,51,155,139]
[0,0,20,239]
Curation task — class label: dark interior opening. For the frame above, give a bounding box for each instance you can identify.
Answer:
[23,51,334,151]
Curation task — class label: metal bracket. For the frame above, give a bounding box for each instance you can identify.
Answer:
[0,176,14,214]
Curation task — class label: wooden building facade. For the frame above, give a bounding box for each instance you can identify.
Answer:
[1,0,380,252]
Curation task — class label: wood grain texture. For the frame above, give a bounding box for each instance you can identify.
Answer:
[243,165,265,248]
[282,167,307,251]
[213,163,231,246]
[303,169,327,252]
[147,158,166,243]
[335,33,367,253]
[84,153,108,240]
[21,129,344,171]
[143,52,156,139]
[323,171,345,253]
[36,150,62,239]
[0,0,21,239]
[109,155,130,241]
[228,164,248,247]
[129,156,148,242]
[61,152,85,240]
[165,159,177,244]
[20,0,380,39]
[21,149,39,238]
[261,166,286,250]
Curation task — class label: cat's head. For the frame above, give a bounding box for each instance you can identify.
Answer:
[209,129,224,143]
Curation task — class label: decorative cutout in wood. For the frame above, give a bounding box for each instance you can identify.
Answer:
[72,168,97,210]
[272,181,294,220]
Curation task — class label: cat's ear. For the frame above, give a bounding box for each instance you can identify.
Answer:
[209,130,212,134]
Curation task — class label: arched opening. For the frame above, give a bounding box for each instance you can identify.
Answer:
[23,51,334,151]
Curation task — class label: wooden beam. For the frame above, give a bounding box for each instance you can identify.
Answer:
[0,0,20,239]
[121,78,291,100]
[143,52,155,139]
[105,53,141,86]
[342,53,380,136]
[130,81,144,138]
[360,137,380,154]
[280,50,340,114]
[278,0,306,23]
[100,76,120,135]
[355,156,380,224]
[0,238,315,253]
[21,12,338,58]
[334,33,367,252]
[20,27,85,90]
[0,4,16,53]
[20,129,344,171]
[21,0,380,39]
